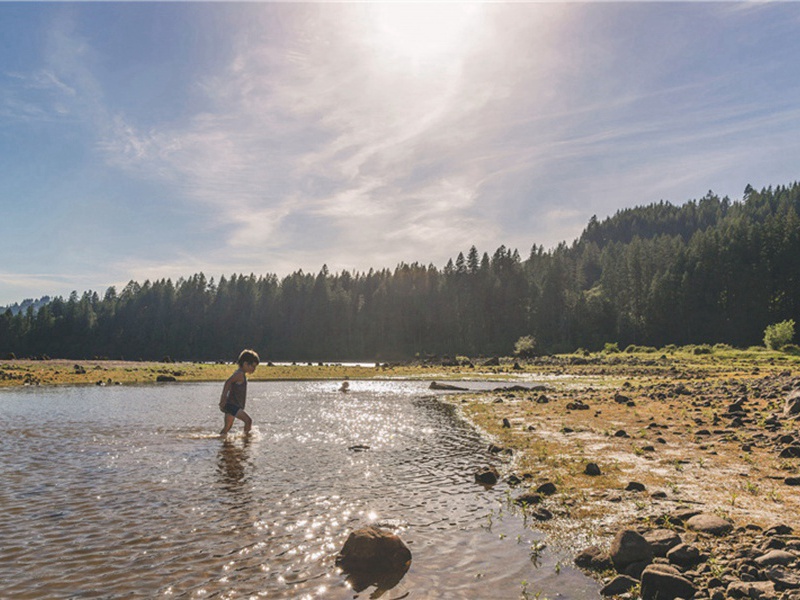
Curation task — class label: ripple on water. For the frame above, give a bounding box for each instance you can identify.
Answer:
[0,381,600,599]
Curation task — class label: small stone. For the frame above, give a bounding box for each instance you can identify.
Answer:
[585,463,602,476]
[536,482,557,496]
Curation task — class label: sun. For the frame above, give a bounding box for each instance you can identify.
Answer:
[362,3,482,65]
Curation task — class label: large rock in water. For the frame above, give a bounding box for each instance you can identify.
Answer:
[336,526,411,592]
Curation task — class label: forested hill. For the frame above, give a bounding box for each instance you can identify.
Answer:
[2,182,799,361]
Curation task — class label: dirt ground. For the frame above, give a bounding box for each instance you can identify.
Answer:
[446,357,800,559]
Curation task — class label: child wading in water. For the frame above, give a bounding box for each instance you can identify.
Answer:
[219,349,260,436]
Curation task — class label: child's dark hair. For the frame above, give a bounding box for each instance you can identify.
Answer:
[237,349,260,367]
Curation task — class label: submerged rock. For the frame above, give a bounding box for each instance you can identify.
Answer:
[335,526,411,593]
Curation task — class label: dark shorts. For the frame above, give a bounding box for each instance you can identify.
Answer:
[222,402,241,417]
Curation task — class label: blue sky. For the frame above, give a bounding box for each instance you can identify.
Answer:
[2,2,800,306]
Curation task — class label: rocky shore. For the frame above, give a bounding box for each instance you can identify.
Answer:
[452,363,800,599]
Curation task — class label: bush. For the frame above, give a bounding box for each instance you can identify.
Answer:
[603,342,620,354]
[513,335,537,358]
[664,344,678,354]
[764,319,796,350]
[692,344,713,355]
[713,343,733,352]
[781,344,800,355]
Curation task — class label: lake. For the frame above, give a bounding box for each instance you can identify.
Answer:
[0,380,601,599]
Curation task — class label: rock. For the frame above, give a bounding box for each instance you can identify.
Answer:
[601,575,639,596]
[348,444,371,451]
[610,529,653,572]
[666,542,703,568]
[566,400,590,410]
[574,546,613,572]
[765,524,793,536]
[585,463,602,476]
[754,550,796,567]
[785,476,800,486]
[536,481,557,496]
[784,389,800,417]
[502,417,511,428]
[514,492,542,506]
[643,529,682,557]
[685,513,733,536]
[156,374,176,382]
[765,565,800,589]
[626,481,646,492]
[336,526,411,593]
[779,445,800,458]
[530,507,553,521]
[429,381,468,391]
[474,466,499,486]
[640,564,697,600]
[726,581,776,599]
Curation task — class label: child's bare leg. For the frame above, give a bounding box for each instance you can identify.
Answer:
[237,410,253,434]
[220,413,235,435]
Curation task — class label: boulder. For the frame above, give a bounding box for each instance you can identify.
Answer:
[754,550,796,567]
[601,575,639,596]
[765,566,800,590]
[784,389,800,417]
[156,374,177,382]
[474,466,499,486]
[779,445,800,458]
[610,529,653,572]
[335,526,411,592]
[685,513,733,536]
[643,529,682,557]
[640,564,696,600]
[666,542,703,568]
[574,546,613,572]
[726,581,776,599]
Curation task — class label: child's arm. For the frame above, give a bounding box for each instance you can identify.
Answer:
[219,370,244,407]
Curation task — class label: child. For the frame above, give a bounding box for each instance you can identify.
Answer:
[219,349,260,436]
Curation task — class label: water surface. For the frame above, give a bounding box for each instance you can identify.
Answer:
[0,380,600,599]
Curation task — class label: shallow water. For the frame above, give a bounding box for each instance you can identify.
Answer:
[0,380,600,599]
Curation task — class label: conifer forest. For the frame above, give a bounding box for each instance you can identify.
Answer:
[2,183,799,361]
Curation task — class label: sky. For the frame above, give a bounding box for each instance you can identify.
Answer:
[2,2,800,306]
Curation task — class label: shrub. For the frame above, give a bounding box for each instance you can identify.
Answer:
[692,344,712,355]
[764,319,796,350]
[514,335,537,358]
[781,344,800,355]
[664,344,678,354]
[713,343,733,352]
[603,342,620,354]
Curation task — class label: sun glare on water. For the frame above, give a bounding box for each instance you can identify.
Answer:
[362,3,482,66]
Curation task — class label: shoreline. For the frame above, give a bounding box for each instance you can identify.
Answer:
[4,351,800,597]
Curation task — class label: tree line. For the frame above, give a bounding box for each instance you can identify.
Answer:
[2,182,799,361]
